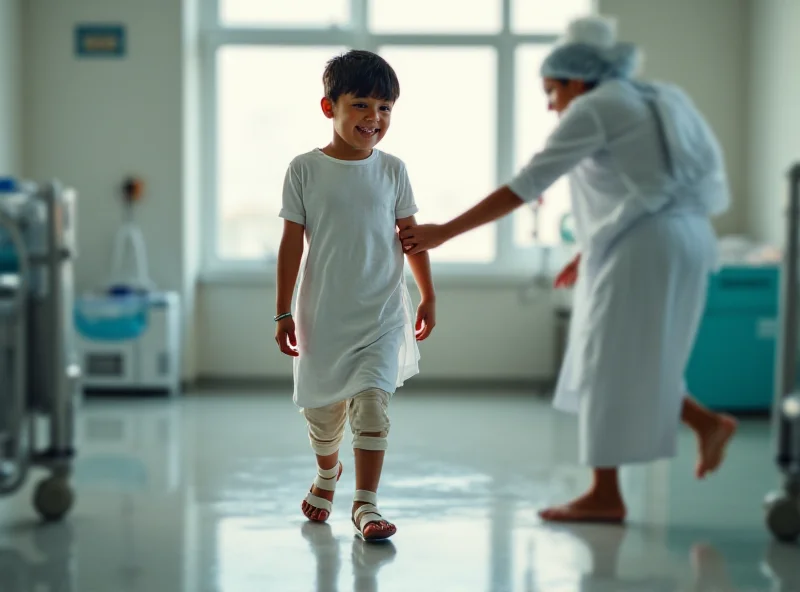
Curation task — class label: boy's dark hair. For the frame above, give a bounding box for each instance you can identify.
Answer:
[323,50,400,104]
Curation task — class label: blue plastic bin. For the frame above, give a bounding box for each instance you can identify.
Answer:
[0,245,18,273]
[74,294,149,341]
[0,179,22,272]
[685,265,779,412]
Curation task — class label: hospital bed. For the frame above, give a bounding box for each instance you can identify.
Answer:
[764,163,800,543]
[0,178,79,521]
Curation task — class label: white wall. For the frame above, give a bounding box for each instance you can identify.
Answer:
[23,0,200,379]
[0,0,22,176]
[198,279,561,381]
[747,0,800,244]
[20,0,752,384]
[601,0,750,236]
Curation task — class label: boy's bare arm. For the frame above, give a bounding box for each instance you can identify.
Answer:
[276,220,305,314]
[275,220,305,315]
[397,215,434,301]
[275,220,305,357]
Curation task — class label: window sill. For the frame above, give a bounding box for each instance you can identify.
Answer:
[197,263,553,290]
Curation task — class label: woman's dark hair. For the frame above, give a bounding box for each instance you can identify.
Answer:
[556,78,599,92]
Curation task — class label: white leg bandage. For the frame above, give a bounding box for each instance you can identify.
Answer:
[348,389,391,451]
[302,402,347,456]
[352,434,388,451]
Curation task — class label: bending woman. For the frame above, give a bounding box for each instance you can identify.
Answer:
[400,16,737,523]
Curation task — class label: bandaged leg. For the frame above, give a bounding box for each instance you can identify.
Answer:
[347,389,396,540]
[301,402,347,521]
[349,388,390,451]
[304,401,348,456]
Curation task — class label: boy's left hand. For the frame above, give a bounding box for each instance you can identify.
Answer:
[415,299,436,341]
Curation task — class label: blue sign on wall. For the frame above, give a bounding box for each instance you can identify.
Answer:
[75,24,126,58]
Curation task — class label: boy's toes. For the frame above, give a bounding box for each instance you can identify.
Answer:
[302,502,325,521]
[364,521,396,538]
[308,506,325,521]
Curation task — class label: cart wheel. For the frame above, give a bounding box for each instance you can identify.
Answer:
[765,493,800,543]
[33,476,74,522]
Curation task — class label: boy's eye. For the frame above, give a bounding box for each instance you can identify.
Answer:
[380,106,391,112]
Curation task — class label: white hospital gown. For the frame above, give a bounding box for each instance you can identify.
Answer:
[280,148,420,409]
[508,79,730,466]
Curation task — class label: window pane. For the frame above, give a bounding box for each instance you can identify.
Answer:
[370,0,501,33]
[216,46,344,260]
[514,44,572,246]
[220,0,349,28]
[511,0,593,33]
[378,47,497,263]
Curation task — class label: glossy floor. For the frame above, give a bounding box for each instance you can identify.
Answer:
[0,390,797,591]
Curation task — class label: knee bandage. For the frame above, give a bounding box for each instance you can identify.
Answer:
[310,439,342,457]
[303,403,347,456]
[352,433,388,451]
[349,389,390,451]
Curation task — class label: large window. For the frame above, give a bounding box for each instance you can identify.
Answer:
[377,47,497,262]
[202,0,594,274]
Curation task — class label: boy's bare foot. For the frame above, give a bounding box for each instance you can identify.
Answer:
[538,491,627,524]
[352,501,397,540]
[302,462,343,522]
[695,414,737,479]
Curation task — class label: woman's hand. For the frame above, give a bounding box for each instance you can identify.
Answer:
[554,254,581,289]
[275,317,299,357]
[400,224,449,255]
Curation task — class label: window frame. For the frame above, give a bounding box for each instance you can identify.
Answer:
[199,0,595,283]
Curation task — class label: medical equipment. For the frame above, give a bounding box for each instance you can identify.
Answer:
[0,177,80,521]
[685,264,780,412]
[74,178,181,396]
[764,162,800,543]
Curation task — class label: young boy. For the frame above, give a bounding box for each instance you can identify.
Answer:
[274,50,436,541]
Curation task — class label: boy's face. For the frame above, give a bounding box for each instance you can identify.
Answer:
[321,93,394,153]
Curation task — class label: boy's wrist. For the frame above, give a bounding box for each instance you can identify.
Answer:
[419,292,436,303]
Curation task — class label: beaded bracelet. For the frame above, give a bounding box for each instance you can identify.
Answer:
[274,312,292,322]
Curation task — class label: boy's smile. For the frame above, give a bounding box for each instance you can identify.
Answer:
[321,93,393,159]
[356,125,379,139]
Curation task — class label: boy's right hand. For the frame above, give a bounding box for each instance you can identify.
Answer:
[275,317,299,357]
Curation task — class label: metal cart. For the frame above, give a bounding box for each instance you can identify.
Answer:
[0,179,80,521]
[764,164,800,543]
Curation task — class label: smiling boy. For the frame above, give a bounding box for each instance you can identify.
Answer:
[274,50,436,541]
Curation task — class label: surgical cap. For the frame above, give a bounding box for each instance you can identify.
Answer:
[540,16,642,82]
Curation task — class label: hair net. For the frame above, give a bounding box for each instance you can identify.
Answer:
[540,16,643,82]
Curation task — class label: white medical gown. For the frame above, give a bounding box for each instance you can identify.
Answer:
[280,149,420,409]
[509,79,729,466]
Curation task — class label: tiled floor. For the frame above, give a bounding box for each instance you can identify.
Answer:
[0,389,797,591]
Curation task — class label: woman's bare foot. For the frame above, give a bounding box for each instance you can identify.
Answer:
[302,462,343,522]
[538,490,627,524]
[352,501,397,540]
[695,414,737,479]
[690,543,734,592]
